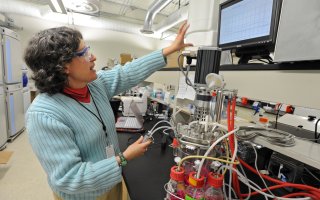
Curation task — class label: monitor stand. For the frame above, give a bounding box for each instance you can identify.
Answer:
[235,47,273,64]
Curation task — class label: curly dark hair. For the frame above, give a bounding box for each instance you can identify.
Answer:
[24,26,83,95]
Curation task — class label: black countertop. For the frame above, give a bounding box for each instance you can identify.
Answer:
[117,118,175,200]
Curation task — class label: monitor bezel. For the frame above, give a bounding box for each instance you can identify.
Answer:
[217,0,282,50]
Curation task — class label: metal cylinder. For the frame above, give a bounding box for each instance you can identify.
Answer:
[193,84,212,121]
[213,89,224,123]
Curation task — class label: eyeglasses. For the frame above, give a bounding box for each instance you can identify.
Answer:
[74,46,92,62]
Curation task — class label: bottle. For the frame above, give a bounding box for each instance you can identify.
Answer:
[172,138,180,157]
[22,71,28,87]
[166,166,186,200]
[185,172,205,200]
[205,172,224,200]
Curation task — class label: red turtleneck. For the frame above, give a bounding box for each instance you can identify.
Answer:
[63,86,91,103]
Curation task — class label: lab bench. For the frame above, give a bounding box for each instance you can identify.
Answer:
[117,117,320,200]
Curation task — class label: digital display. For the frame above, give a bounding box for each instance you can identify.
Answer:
[219,0,274,46]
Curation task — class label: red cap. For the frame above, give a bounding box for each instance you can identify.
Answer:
[207,172,223,188]
[170,166,185,182]
[188,172,205,188]
[172,138,180,148]
[259,117,269,123]
[241,97,248,105]
[286,105,294,114]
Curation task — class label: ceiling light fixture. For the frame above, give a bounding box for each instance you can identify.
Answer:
[49,0,67,14]
[63,0,101,16]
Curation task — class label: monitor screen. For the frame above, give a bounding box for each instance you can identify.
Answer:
[218,0,281,50]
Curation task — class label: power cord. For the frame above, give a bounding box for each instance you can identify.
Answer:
[275,104,283,129]
[247,141,276,197]
[236,126,295,147]
[315,118,320,143]
[177,54,195,88]
[304,167,320,183]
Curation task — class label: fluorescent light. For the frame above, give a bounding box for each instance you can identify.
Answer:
[51,0,62,13]
[49,0,67,14]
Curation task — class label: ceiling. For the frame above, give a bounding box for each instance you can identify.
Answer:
[0,0,190,37]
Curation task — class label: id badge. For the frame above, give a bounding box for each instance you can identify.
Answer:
[106,144,115,158]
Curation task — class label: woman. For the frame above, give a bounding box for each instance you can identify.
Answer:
[24,22,192,200]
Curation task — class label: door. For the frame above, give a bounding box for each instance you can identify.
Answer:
[2,33,23,84]
[6,84,25,137]
[0,40,3,85]
[0,86,8,148]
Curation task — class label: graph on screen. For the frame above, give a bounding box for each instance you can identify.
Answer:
[219,0,274,45]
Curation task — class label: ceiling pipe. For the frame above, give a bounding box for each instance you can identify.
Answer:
[140,0,173,34]
[0,0,176,39]
[0,0,142,34]
[154,5,188,33]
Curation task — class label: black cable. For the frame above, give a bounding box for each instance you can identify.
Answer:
[304,167,320,183]
[177,54,194,87]
[300,176,308,186]
[230,51,234,64]
[275,104,283,129]
[257,59,269,64]
[185,64,192,86]
[267,56,274,64]
[315,118,320,143]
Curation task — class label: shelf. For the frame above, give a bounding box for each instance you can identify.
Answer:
[236,103,286,116]
[252,133,320,169]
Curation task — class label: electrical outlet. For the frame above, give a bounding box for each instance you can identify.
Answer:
[166,84,175,91]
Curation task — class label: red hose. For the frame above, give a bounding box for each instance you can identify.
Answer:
[239,159,320,198]
[241,184,320,199]
[310,191,320,198]
[231,97,236,135]
[239,159,283,184]
[281,192,318,199]
[226,97,320,199]
[231,97,242,197]
[227,98,242,199]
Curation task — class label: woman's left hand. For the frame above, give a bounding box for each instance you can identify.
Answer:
[163,21,193,56]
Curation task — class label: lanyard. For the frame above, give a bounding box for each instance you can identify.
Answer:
[64,88,107,135]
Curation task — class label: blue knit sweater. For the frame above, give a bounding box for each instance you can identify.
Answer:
[26,50,166,200]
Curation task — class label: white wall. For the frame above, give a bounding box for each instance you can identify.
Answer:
[148,69,320,110]
[9,14,171,70]
[146,71,181,87]
[221,70,320,110]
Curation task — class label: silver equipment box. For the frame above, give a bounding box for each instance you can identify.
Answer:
[274,0,320,62]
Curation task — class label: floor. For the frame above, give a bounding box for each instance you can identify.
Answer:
[0,130,52,200]
[0,131,131,200]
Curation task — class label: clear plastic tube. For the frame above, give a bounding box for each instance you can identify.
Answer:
[196,125,239,178]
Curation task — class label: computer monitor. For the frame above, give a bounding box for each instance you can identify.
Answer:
[218,0,282,64]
